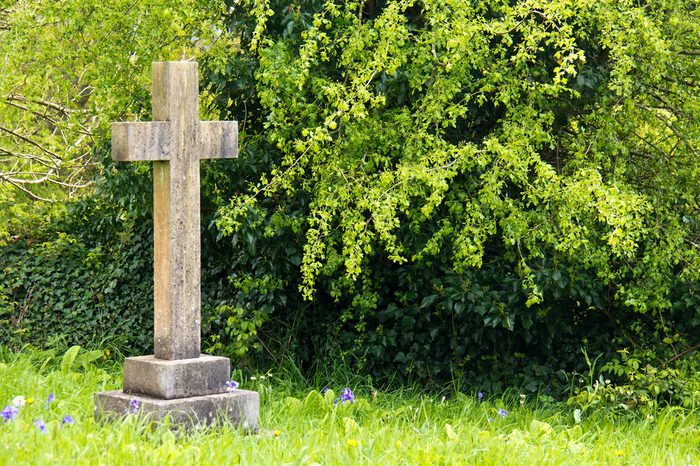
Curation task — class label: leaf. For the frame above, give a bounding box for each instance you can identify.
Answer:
[303,390,325,412]
[76,349,105,369]
[342,417,360,435]
[420,295,438,309]
[444,423,459,441]
[319,388,335,404]
[61,345,81,374]
[564,425,583,440]
[529,420,553,439]
[283,397,302,413]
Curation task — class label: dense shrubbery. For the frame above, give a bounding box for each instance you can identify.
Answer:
[198,0,700,395]
[0,197,152,352]
[1,0,699,406]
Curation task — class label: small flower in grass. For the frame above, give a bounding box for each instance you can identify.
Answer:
[340,388,354,403]
[321,387,329,395]
[129,399,140,414]
[347,439,358,447]
[225,380,239,392]
[61,415,74,428]
[497,408,508,419]
[26,397,34,405]
[273,429,281,437]
[614,449,624,457]
[34,418,47,433]
[1,405,19,421]
[477,392,483,403]
[45,393,55,408]
[12,396,26,408]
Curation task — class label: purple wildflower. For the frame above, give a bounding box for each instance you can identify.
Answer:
[225,380,239,392]
[497,408,509,418]
[61,415,74,427]
[321,387,330,395]
[129,399,140,414]
[477,392,483,403]
[34,418,47,433]
[1,405,19,421]
[340,388,355,403]
[45,393,55,408]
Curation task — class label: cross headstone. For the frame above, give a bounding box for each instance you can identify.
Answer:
[112,61,236,360]
[95,62,259,430]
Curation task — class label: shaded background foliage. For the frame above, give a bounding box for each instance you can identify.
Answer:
[1,0,699,403]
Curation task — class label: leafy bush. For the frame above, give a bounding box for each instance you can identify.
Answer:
[0,202,153,352]
[199,0,700,392]
[2,0,699,400]
[568,345,700,417]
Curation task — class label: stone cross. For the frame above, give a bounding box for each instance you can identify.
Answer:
[112,61,237,360]
[96,61,259,430]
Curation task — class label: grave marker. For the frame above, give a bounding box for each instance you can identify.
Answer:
[95,61,259,430]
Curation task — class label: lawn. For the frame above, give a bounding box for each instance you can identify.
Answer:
[1,347,698,465]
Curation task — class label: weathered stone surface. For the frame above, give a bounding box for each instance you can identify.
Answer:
[123,354,230,400]
[94,389,259,431]
[102,61,258,432]
[110,61,238,360]
[111,121,237,162]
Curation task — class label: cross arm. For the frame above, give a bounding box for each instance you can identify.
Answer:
[112,122,170,161]
[198,121,238,159]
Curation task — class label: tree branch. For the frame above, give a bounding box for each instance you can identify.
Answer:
[6,95,74,116]
[663,342,700,367]
[1,175,55,202]
[0,125,61,160]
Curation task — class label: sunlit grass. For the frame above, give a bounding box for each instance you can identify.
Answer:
[1,347,698,465]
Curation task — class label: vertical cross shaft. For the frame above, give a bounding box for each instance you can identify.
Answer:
[111,62,237,360]
[152,63,200,360]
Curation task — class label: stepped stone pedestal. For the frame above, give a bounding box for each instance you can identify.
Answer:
[95,355,259,430]
[94,61,259,431]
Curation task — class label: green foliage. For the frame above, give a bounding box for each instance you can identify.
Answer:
[568,346,700,418]
[1,347,699,465]
[281,389,372,420]
[0,200,154,352]
[205,0,700,389]
[0,0,234,222]
[2,0,699,399]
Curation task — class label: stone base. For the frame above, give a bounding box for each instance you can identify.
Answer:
[124,354,230,399]
[94,389,259,431]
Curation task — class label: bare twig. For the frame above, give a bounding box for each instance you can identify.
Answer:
[7,95,74,116]
[663,343,700,367]
[0,125,61,160]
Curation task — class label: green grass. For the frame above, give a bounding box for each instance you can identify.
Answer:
[0,347,698,465]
